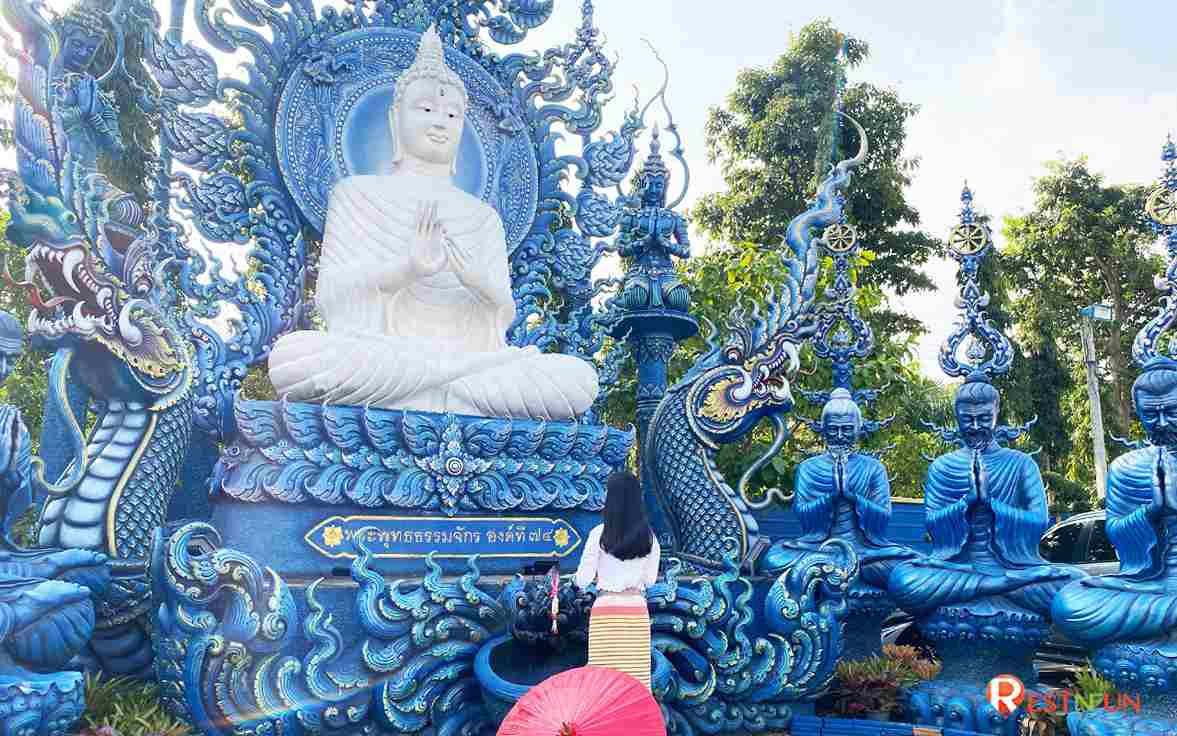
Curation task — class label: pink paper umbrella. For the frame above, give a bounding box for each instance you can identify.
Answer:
[497,666,665,736]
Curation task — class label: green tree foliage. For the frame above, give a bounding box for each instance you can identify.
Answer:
[1003,157,1162,490]
[692,18,940,334]
[0,211,49,445]
[602,19,947,499]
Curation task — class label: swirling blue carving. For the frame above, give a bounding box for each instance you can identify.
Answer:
[154,527,856,735]
[217,400,633,515]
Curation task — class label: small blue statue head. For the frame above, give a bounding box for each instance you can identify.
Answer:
[1132,359,1177,448]
[57,2,107,73]
[0,310,22,383]
[636,127,670,208]
[820,388,862,453]
[954,371,1000,450]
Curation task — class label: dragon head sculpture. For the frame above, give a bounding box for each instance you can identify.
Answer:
[679,115,868,449]
[5,184,190,410]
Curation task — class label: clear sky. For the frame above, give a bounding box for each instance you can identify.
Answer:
[5,0,1176,375]
[520,0,1177,375]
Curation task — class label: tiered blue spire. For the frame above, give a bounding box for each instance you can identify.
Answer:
[938,183,1012,379]
[1132,136,1177,367]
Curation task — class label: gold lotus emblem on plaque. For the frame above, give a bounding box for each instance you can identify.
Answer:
[823,223,858,253]
[948,222,990,256]
[1146,186,1177,226]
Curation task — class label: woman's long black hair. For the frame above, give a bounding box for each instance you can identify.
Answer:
[600,471,653,561]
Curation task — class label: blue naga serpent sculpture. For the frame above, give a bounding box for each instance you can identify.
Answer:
[0,0,195,676]
[644,117,868,571]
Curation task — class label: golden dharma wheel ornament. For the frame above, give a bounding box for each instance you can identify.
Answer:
[1146,186,1177,226]
[822,223,858,253]
[948,222,990,257]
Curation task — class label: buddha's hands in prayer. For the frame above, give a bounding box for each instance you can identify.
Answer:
[409,201,447,278]
[445,231,502,306]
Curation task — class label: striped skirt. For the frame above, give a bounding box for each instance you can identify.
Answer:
[587,593,652,690]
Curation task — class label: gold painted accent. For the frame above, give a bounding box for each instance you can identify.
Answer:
[554,528,570,548]
[913,728,942,736]
[1146,186,1177,226]
[322,525,344,548]
[106,413,158,557]
[700,377,743,423]
[822,223,858,253]
[948,222,989,256]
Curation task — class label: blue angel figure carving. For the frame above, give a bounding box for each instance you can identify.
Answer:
[1052,362,1177,647]
[759,389,917,597]
[888,373,1084,626]
[615,127,691,314]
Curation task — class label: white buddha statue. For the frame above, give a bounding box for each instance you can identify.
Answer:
[269,27,599,420]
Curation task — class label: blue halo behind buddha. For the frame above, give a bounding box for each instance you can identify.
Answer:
[889,185,1086,735]
[1051,137,1177,734]
[274,27,537,251]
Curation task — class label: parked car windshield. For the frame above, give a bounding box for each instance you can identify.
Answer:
[1040,520,1082,563]
[1085,519,1117,563]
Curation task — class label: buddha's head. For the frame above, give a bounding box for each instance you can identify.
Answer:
[1133,360,1177,448]
[389,25,468,173]
[954,371,1000,450]
[820,388,862,454]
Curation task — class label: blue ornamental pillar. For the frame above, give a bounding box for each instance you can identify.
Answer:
[606,128,696,541]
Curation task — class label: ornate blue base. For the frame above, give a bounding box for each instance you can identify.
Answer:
[0,672,86,736]
[1065,693,1177,736]
[1063,638,1177,735]
[150,523,856,736]
[214,401,633,577]
[906,680,1024,736]
[903,615,1047,736]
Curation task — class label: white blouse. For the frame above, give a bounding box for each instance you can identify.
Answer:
[573,524,661,593]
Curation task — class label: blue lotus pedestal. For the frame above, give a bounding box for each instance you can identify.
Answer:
[1065,640,1177,736]
[0,672,86,736]
[904,609,1050,736]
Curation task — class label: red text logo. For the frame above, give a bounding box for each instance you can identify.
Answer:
[986,675,1026,716]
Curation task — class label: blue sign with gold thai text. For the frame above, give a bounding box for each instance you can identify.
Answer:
[304,515,583,560]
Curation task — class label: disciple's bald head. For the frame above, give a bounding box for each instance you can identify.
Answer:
[1133,364,1177,448]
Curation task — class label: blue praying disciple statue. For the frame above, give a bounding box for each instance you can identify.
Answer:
[760,389,916,590]
[1049,138,1177,733]
[1053,362,1177,648]
[889,373,1084,627]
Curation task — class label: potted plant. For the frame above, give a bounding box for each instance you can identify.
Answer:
[831,644,941,721]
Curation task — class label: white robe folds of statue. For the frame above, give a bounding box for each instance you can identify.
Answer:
[269,174,599,419]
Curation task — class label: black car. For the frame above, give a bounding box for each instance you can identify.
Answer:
[880,511,1117,684]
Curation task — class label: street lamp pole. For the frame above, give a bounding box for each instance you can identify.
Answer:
[1079,304,1113,500]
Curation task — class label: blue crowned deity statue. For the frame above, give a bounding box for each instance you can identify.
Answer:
[1051,137,1177,735]
[757,214,916,658]
[0,310,32,540]
[616,126,691,316]
[890,187,1084,735]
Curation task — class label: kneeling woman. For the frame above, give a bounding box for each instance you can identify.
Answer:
[574,471,661,690]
